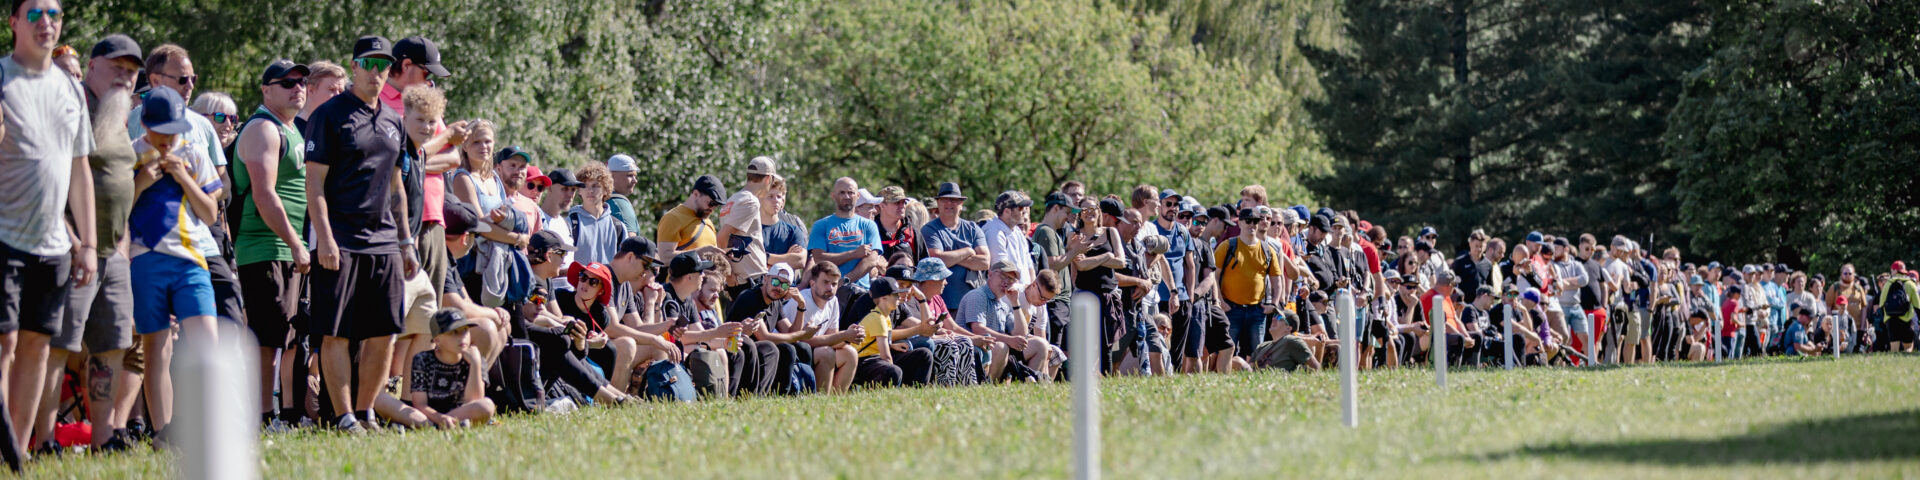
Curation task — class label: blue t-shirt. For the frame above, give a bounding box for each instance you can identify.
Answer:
[1781,321,1808,355]
[763,219,806,265]
[1154,221,1190,301]
[922,217,987,309]
[809,214,881,288]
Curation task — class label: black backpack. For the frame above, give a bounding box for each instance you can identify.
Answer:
[1884,280,1912,318]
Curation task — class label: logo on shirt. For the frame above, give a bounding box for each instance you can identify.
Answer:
[828,226,865,248]
[379,123,401,142]
[305,140,316,153]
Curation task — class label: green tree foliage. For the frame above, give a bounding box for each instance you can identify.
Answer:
[784,0,1327,216]
[1666,0,1920,271]
[1301,0,1709,248]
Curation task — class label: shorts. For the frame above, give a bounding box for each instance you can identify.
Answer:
[0,241,72,335]
[309,251,404,341]
[207,251,246,324]
[240,261,305,349]
[1888,318,1918,344]
[401,270,439,337]
[1588,308,1608,339]
[57,253,135,352]
[1622,309,1646,346]
[130,254,217,335]
[1566,308,1591,334]
[1202,301,1232,354]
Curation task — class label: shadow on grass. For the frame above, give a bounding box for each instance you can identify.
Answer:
[1485,409,1920,466]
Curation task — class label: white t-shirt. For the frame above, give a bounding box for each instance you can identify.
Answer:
[782,289,840,335]
[981,218,1032,287]
[0,57,94,255]
[541,209,575,291]
[718,190,767,278]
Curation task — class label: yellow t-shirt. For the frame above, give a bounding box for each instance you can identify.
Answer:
[656,205,717,252]
[1215,238,1282,307]
[856,310,893,358]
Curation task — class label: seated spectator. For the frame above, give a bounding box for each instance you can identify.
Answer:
[557,262,642,393]
[850,279,935,387]
[957,261,1055,381]
[1783,307,1824,356]
[659,253,745,398]
[403,309,496,429]
[1253,311,1320,372]
[785,262,866,393]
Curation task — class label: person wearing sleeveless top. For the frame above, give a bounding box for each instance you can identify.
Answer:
[233,59,312,431]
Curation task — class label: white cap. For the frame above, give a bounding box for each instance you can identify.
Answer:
[767,263,796,283]
[607,154,638,172]
[855,188,883,207]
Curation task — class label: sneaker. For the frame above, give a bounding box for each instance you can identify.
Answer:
[125,418,153,442]
[357,411,385,433]
[95,430,132,455]
[32,439,62,460]
[334,414,366,435]
[264,418,294,434]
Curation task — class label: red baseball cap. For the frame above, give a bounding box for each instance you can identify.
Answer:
[526,165,551,187]
[1895,260,1908,273]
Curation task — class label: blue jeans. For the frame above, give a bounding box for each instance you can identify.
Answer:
[1227,304,1267,359]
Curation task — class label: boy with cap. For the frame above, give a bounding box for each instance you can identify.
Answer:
[303,35,417,433]
[233,57,312,432]
[656,175,727,264]
[128,87,224,442]
[406,309,494,429]
[604,154,642,233]
[851,279,934,387]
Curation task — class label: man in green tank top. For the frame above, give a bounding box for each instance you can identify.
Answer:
[232,59,311,431]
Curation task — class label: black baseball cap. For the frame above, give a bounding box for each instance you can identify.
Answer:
[393,36,451,77]
[669,251,716,278]
[1238,208,1265,222]
[430,308,478,336]
[691,175,726,206]
[530,230,576,254]
[260,59,310,86]
[1308,213,1332,230]
[994,190,1033,211]
[885,264,916,284]
[1206,205,1232,221]
[494,146,534,165]
[1044,192,1070,209]
[617,237,665,266]
[869,278,907,298]
[89,34,141,62]
[1099,198,1128,221]
[353,35,394,61]
[547,168,585,188]
[441,199,491,235]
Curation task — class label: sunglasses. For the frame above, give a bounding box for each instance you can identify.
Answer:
[583,277,604,287]
[207,112,238,124]
[526,182,546,192]
[265,77,307,89]
[770,278,791,289]
[354,57,393,72]
[1162,201,1181,208]
[25,8,60,24]
[155,72,197,87]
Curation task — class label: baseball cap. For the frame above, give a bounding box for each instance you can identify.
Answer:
[495,146,534,165]
[913,258,953,282]
[1418,226,1437,238]
[1043,191,1070,209]
[140,88,193,135]
[441,199,492,235]
[994,191,1033,211]
[1893,261,1906,272]
[881,186,910,204]
[429,309,479,336]
[766,263,796,284]
[1726,285,1745,297]
[259,59,310,86]
[669,251,716,278]
[1383,269,1403,283]
[1308,213,1332,230]
[90,34,141,62]
[1159,189,1180,200]
[1277,208,1300,226]
[607,154,637,172]
[1356,220,1373,233]
[935,182,968,200]
[1099,198,1129,222]
[393,36,451,77]
[869,278,906,298]
[525,166,552,188]
[1238,207,1266,222]
[1288,206,1310,224]
[746,156,779,178]
[989,259,1019,273]
[529,230,575,254]
[547,168,585,188]
[691,175,726,205]
[617,237,665,266]
[1525,231,1544,243]
[353,35,394,61]
[1521,288,1543,304]
[1433,270,1458,286]
[1206,206,1232,221]
[1179,197,1203,214]
[855,188,882,208]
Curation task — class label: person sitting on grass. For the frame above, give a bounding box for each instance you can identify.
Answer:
[1253,310,1320,372]
[1783,307,1825,356]
[403,309,496,429]
[1683,309,1712,362]
[957,260,1053,381]
[557,262,643,393]
[724,263,822,395]
[849,279,924,387]
[785,262,865,394]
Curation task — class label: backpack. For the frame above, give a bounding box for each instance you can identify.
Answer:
[636,361,696,402]
[1884,280,1912,319]
[488,340,546,413]
[566,209,630,255]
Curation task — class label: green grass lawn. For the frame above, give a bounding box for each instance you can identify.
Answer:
[34,355,1920,478]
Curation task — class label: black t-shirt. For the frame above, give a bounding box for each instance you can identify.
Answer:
[443,265,466,296]
[727,282,779,325]
[1075,244,1119,294]
[660,284,696,329]
[401,137,427,238]
[409,351,470,413]
[1452,254,1486,294]
[556,289,615,334]
[303,92,405,254]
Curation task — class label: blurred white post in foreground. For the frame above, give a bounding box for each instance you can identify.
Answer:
[1335,289,1357,428]
[1502,306,1515,370]
[1071,292,1100,480]
[1431,300,1447,388]
[176,322,260,480]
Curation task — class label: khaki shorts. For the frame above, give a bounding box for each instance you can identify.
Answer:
[401,270,439,337]
[1622,309,1646,346]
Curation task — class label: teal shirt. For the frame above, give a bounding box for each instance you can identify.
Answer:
[608,196,642,236]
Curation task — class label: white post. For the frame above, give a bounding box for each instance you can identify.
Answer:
[1335,288,1357,428]
[1431,300,1447,388]
[1833,314,1842,361]
[176,322,260,480]
[1502,304,1515,370]
[1070,292,1101,480]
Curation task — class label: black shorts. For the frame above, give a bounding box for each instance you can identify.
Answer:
[1201,301,1233,354]
[207,250,246,324]
[0,242,71,336]
[308,251,403,340]
[1887,318,1917,344]
[241,261,305,348]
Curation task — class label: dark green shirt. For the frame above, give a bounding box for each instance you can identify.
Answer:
[231,106,307,265]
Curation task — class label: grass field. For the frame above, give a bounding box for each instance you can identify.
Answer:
[34,355,1920,478]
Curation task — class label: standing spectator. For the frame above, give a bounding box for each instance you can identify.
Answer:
[1031,192,1076,348]
[128,44,226,175]
[66,34,142,452]
[188,92,236,152]
[1881,263,1917,352]
[128,88,222,443]
[303,36,416,433]
[1451,230,1491,295]
[876,186,921,262]
[656,174,725,263]
[716,157,774,299]
[2,0,97,457]
[1216,208,1282,361]
[603,154,643,234]
[983,190,1034,286]
[390,85,468,411]
[295,61,347,131]
[923,182,990,310]
[378,36,452,115]
[233,59,312,432]
[809,178,884,290]
[536,167,580,291]
[1551,238,1592,363]
[567,162,628,265]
